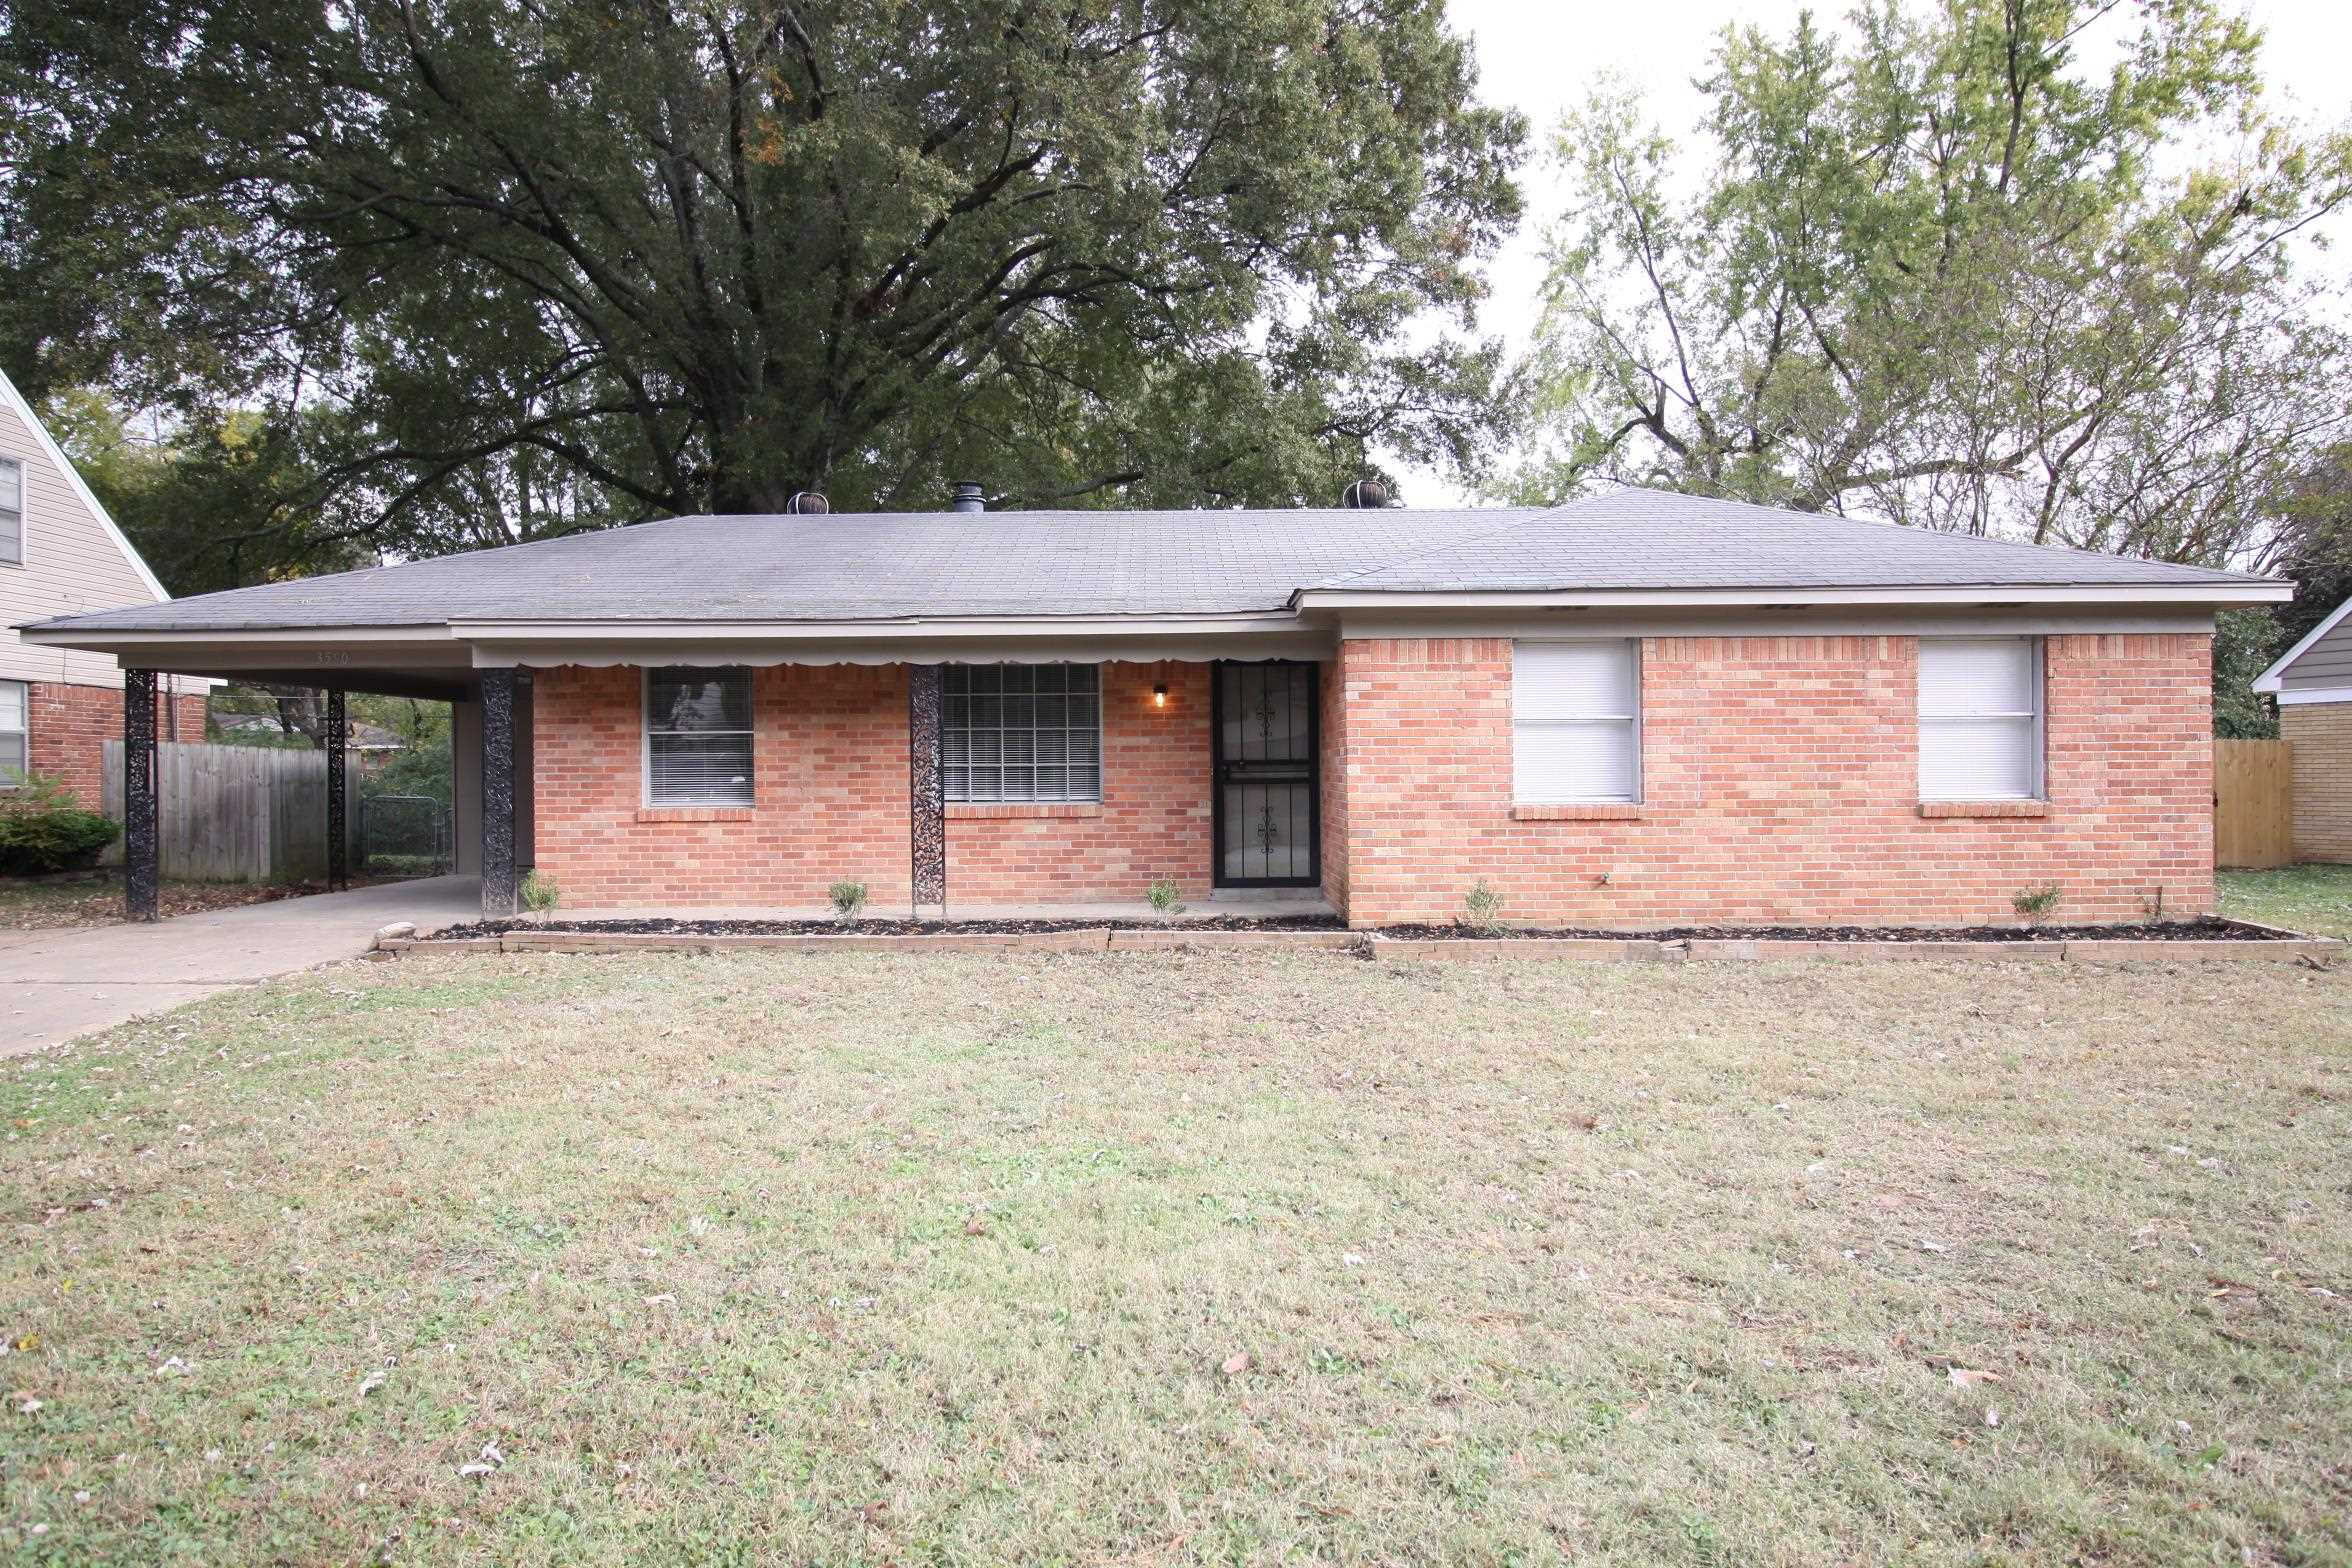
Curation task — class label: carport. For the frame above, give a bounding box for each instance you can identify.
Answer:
[16,627,534,921]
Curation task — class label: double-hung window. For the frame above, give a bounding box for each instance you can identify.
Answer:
[0,456,22,565]
[1513,641,1641,803]
[0,680,25,785]
[1918,638,2043,800]
[943,664,1102,803]
[645,667,754,806]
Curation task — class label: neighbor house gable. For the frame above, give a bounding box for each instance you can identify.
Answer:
[2253,592,2352,704]
[0,368,171,689]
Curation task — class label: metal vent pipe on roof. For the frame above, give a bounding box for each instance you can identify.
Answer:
[950,481,986,513]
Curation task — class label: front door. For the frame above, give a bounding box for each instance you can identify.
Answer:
[1212,661,1319,887]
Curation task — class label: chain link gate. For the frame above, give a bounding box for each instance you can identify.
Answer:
[358,793,452,878]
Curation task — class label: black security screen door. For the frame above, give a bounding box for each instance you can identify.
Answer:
[1212,661,1319,887]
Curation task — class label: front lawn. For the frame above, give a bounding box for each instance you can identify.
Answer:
[2219,862,2352,939]
[3,950,2347,1565]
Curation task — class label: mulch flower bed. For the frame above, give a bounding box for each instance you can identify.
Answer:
[1380,917,2292,942]
[439,913,1349,939]
[432,914,2298,942]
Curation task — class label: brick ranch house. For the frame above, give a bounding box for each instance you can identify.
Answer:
[21,489,2285,926]
[0,368,207,802]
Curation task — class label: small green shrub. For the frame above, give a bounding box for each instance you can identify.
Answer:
[519,869,560,913]
[829,879,869,928]
[1461,878,1503,933]
[0,775,123,876]
[2012,883,2062,924]
[1145,876,1185,921]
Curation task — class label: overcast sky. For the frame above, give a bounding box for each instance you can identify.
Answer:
[1398,0,2352,505]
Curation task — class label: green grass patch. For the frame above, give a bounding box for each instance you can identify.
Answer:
[2220,862,2352,938]
[0,950,2347,1564]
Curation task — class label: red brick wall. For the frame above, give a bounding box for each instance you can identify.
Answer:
[19,681,209,807]
[1335,633,2214,928]
[1319,656,1348,909]
[532,663,914,909]
[530,660,1216,910]
[946,661,1212,906]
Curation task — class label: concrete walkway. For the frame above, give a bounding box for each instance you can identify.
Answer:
[1,876,481,1056]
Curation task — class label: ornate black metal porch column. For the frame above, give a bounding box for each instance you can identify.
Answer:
[908,664,945,917]
[324,688,348,891]
[479,669,519,917]
[122,668,159,922]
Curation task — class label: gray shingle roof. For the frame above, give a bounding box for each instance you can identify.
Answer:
[26,488,2276,636]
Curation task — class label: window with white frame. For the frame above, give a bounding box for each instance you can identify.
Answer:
[645,667,754,806]
[0,680,26,785]
[1918,638,2043,800]
[1513,641,1641,802]
[943,664,1102,802]
[0,456,22,565]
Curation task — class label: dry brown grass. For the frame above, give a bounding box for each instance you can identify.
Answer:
[2,948,2348,1565]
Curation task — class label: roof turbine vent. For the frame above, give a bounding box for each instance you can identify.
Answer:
[949,481,987,513]
[1341,478,1401,509]
[784,491,829,515]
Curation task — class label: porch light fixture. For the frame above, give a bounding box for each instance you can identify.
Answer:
[1153,682,1168,707]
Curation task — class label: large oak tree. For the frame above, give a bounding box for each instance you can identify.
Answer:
[1508,0,2352,571]
[2,0,1522,567]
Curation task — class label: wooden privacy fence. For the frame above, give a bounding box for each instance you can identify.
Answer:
[2214,738,2293,870]
[100,741,358,883]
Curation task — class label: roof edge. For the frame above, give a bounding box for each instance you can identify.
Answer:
[1292,583,2292,611]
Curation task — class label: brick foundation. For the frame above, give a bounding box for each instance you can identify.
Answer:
[2280,701,2352,863]
[530,661,1215,910]
[20,681,209,807]
[1335,633,2215,928]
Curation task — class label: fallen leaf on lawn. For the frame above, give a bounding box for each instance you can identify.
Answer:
[859,1501,889,1528]
[12,1335,37,1353]
[1220,1351,1252,1376]
[963,1216,988,1237]
[1947,1367,2003,1389]
[1310,1503,1353,1519]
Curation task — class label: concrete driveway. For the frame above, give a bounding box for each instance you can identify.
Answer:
[1,876,480,1056]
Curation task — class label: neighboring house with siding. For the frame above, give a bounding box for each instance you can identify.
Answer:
[2252,596,2352,862]
[0,368,208,803]
[23,487,2285,926]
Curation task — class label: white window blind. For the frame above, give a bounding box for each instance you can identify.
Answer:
[0,679,25,785]
[1514,641,1640,802]
[645,667,754,806]
[1919,638,2042,800]
[944,664,1102,802]
[0,457,21,565]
